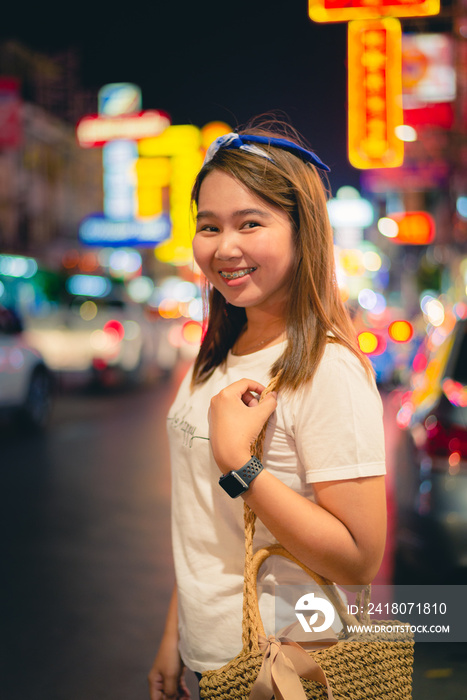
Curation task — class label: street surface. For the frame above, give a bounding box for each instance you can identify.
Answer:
[1,364,465,699]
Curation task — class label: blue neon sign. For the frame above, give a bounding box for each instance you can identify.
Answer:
[78,213,171,247]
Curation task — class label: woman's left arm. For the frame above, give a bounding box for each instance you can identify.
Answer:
[209,378,387,586]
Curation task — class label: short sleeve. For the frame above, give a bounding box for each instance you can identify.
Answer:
[290,346,386,483]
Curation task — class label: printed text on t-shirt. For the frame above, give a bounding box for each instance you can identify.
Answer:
[167,407,209,448]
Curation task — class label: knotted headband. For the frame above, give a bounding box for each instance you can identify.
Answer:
[203,132,330,172]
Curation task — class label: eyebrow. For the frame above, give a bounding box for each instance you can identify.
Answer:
[196,208,272,221]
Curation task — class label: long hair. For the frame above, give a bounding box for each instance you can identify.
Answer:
[190,119,373,391]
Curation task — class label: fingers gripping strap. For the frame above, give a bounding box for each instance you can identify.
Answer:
[249,373,281,459]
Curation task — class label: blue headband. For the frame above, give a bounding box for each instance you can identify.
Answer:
[203,132,330,172]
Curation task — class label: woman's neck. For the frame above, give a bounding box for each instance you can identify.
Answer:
[232,309,287,356]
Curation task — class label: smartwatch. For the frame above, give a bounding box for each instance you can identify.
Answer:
[219,456,264,498]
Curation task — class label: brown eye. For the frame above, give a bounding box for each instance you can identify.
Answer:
[243,221,260,229]
[197,225,218,233]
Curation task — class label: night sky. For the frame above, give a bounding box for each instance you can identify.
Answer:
[3,2,358,191]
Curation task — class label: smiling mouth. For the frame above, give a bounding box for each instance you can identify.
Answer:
[219,267,257,280]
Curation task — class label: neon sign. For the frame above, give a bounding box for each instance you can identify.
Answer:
[308,0,440,170]
[77,83,231,260]
[139,122,231,265]
[98,83,142,116]
[384,211,435,244]
[78,213,171,247]
[76,111,171,148]
[103,140,138,221]
[348,18,404,169]
[308,0,439,23]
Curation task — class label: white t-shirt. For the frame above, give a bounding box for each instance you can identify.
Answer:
[168,340,386,672]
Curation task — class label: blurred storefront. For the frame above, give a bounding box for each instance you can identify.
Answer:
[0,41,102,261]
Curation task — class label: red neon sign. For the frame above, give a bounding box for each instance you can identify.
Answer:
[309,0,440,22]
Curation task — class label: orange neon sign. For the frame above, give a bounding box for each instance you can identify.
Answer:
[308,0,440,172]
[348,18,404,169]
[386,211,435,244]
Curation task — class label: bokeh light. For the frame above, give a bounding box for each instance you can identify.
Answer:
[453,302,467,319]
[371,293,387,315]
[442,379,467,407]
[395,125,417,142]
[66,275,111,298]
[357,331,386,355]
[158,298,182,319]
[378,217,399,238]
[127,276,154,303]
[456,196,467,219]
[109,249,142,278]
[362,251,382,272]
[388,320,414,343]
[103,319,125,341]
[358,331,378,354]
[181,320,203,345]
[0,254,38,278]
[424,299,445,326]
[327,188,374,228]
[123,320,140,341]
[358,288,377,310]
[80,300,98,321]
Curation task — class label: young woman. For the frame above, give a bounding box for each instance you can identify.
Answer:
[148,121,387,700]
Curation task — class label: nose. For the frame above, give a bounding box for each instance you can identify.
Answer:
[214,231,243,260]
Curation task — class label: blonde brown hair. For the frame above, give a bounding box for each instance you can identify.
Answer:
[190,119,373,391]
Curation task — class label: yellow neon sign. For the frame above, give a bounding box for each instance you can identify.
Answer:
[136,123,231,266]
[138,126,202,265]
[135,158,171,218]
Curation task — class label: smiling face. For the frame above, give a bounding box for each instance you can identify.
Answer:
[193,170,296,317]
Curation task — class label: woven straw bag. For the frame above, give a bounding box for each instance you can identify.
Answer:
[199,378,414,700]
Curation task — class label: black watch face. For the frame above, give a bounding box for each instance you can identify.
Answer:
[220,472,248,498]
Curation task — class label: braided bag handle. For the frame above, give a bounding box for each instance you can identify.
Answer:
[241,376,368,652]
[241,375,278,651]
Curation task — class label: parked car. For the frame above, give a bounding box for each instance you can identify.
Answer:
[23,279,183,387]
[394,318,467,583]
[0,305,54,429]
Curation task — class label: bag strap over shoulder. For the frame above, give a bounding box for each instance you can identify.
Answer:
[241,376,367,652]
[242,374,279,651]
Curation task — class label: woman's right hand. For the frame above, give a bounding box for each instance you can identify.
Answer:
[148,634,191,700]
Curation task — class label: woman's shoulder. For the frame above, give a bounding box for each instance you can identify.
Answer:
[320,340,365,369]
[280,342,381,428]
[285,342,374,405]
[317,342,377,393]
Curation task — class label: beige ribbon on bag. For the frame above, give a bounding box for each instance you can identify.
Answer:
[249,635,334,700]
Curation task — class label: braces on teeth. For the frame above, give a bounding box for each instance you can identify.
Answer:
[220,268,256,279]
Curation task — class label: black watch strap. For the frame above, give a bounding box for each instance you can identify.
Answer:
[219,456,264,498]
[236,456,263,483]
